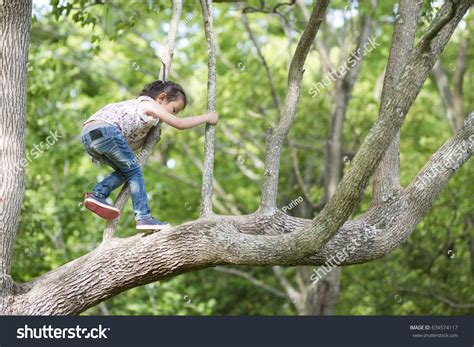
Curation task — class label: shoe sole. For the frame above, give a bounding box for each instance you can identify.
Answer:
[84,197,120,221]
[136,224,171,231]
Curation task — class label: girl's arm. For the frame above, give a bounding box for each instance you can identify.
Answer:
[140,100,218,130]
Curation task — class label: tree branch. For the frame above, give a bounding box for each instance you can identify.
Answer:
[308,0,472,256]
[432,59,458,131]
[323,3,376,206]
[260,0,329,214]
[7,109,472,315]
[199,0,218,217]
[214,266,287,298]
[242,14,281,113]
[11,111,472,315]
[372,0,421,204]
[272,266,301,303]
[295,0,333,74]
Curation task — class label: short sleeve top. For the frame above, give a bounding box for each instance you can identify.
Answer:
[83,95,160,143]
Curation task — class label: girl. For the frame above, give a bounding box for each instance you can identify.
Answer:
[80,80,218,231]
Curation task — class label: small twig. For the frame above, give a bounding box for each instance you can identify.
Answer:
[213,266,287,298]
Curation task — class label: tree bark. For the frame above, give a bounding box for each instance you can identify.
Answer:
[432,59,458,131]
[199,0,217,217]
[0,0,32,313]
[372,0,421,204]
[299,266,340,315]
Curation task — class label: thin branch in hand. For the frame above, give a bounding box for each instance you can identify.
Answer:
[199,0,218,217]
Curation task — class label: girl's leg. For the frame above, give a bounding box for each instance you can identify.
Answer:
[92,171,126,200]
[81,130,122,220]
[83,141,127,200]
[94,128,151,221]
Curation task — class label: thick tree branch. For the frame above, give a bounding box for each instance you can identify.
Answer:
[372,0,421,204]
[405,113,473,216]
[9,110,472,315]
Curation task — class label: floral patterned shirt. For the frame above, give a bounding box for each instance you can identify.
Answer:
[83,95,160,143]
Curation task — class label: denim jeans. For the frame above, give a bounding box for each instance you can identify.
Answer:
[80,125,151,221]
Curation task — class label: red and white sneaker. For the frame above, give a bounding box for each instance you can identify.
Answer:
[84,192,120,220]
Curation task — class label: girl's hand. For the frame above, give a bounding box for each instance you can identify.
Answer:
[206,111,219,125]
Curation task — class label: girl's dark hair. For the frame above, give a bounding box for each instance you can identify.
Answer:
[140,80,187,108]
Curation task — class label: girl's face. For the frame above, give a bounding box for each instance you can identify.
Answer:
[155,93,185,115]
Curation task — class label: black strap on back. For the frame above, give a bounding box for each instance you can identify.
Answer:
[89,128,103,141]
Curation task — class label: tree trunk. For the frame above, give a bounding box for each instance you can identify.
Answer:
[300,266,340,315]
[0,0,32,313]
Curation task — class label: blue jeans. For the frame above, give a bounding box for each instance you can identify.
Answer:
[80,125,151,221]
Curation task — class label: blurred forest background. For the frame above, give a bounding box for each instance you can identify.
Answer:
[13,0,473,315]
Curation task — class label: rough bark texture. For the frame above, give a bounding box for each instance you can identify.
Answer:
[372,0,421,204]
[0,0,32,314]
[199,0,217,217]
[0,0,472,315]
